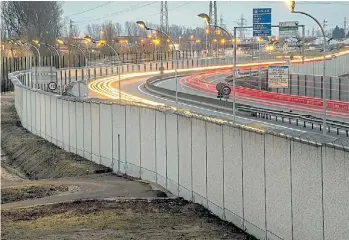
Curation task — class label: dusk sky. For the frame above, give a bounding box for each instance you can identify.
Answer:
[62,1,349,36]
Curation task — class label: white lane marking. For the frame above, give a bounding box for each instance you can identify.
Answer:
[137,83,308,133]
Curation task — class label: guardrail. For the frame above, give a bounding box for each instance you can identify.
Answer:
[145,74,349,136]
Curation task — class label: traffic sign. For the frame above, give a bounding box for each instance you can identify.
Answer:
[268,66,289,88]
[222,86,231,95]
[279,21,299,37]
[216,82,225,91]
[48,82,57,91]
[253,8,272,37]
[233,68,240,77]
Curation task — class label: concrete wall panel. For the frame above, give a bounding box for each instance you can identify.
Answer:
[177,116,192,201]
[30,91,36,134]
[68,101,77,154]
[62,100,70,151]
[265,135,292,240]
[50,96,57,145]
[45,94,51,142]
[56,98,63,148]
[125,106,141,178]
[35,92,41,136]
[83,102,92,161]
[242,131,266,238]
[112,104,126,173]
[75,102,84,157]
[140,108,156,182]
[323,147,349,240]
[100,104,113,168]
[26,89,32,131]
[191,118,207,207]
[91,103,101,164]
[165,113,179,195]
[40,93,46,138]
[291,141,323,240]
[223,126,243,229]
[206,122,224,218]
[155,111,167,188]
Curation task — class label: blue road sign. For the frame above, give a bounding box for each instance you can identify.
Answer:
[253,8,271,15]
[253,15,271,24]
[253,8,272,37]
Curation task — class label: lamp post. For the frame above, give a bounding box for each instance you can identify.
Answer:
[137,20,179,104]
[198,13,237,124]
[85,36,122,101]
[288,0,327,135]
[18,40,41,88]
[58,40,87,97]
[32,40,54,83]
[8,39,34,85]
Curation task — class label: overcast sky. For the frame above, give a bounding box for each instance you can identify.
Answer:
[62,1,349,36]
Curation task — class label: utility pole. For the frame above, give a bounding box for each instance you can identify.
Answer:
[209,1,217,56]
[69,19,73,39]
[235,14,247,39]
[344,17,347,34]
[160,1,168,61]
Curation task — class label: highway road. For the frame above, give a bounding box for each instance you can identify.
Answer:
[88,68,349,142]
[156,70,349,122]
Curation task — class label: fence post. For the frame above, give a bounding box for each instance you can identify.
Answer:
[329,76,332,100]
[338,77,342,101]
[304,75,307,97]
[320,76,323,99]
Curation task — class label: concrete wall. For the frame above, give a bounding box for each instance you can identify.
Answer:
[290,54,349,76]
[10,71,349,240]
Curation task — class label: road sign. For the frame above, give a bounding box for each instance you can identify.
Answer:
[216,82,225,91]
[253,8,272,37]
[279,21,299,37]
[268,66,289,88]
[48,82,57,91]
[222,86,231,95]
[233,68,240,77]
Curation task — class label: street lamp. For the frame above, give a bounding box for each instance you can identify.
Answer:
[198,13,238,124]
[136,20,179,104]
[32,40,55,83]
[84,35,122,101]
[57,39,87,97]
[17,40,41,89]
[287,0,327,135]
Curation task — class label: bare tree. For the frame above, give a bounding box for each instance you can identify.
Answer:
[86,23,101,40]
[1,1,64,44]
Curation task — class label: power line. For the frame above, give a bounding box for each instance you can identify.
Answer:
[66,2,113,18]
[142,2,192,19]
[74,2,156,24]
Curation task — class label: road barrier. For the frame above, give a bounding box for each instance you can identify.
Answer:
[9,69,349,240]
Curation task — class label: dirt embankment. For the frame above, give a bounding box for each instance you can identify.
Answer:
[1,93,111,179]
[1,92,254,240]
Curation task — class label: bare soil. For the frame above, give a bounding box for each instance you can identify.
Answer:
[1,184,70,204]
[2,199,251,240]
[1,92,254,240]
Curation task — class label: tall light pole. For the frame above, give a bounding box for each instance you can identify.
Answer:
[85,36,122,101]
[136,20,179,104]
[288,0,327,135]
[198,13,237,124]
[16,40,41,88]
[32,40,54,83]
[58,40,88,97]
